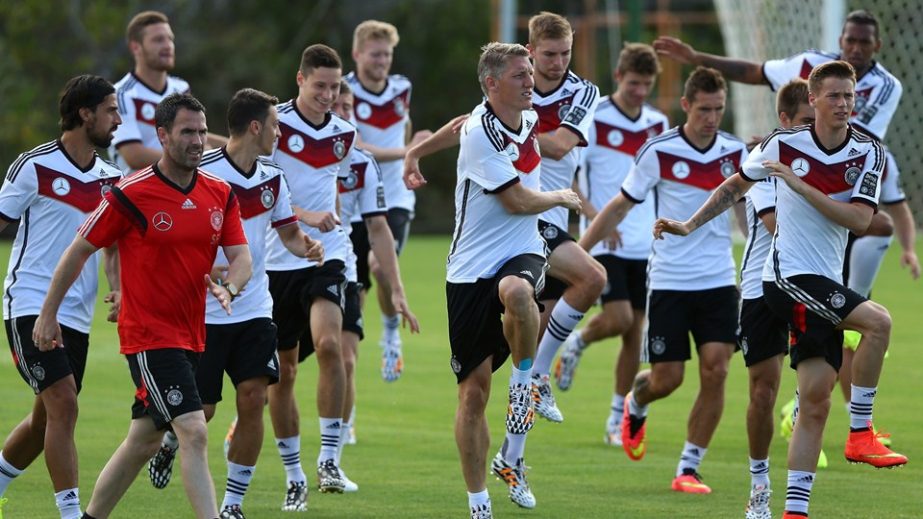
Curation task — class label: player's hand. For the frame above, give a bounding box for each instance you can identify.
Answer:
[205,274,232,315]
[604,228,622,250]
[391,291,421,334]
[653,218,690,239]
[557,189,582,212]
[746,134,765,152]
[763,160,803,191]
[652,36,697,64]
[450,114,470,134]
[403,154,427,190]
[32,312,64,352]
[209,265,229,284]
[409,130,433,147]
[103,290,121,323]
[303,234,325,265]
[901,250,920,279]
[300,210,340,232]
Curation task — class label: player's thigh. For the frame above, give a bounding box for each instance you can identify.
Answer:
[645,290,693,363]
[546,240,600,285]
[310,299,343,350]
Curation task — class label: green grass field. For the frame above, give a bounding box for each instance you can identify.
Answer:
[1,236,921,518]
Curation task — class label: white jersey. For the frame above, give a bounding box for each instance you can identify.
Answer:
[109,72,191,175]
[199,148,298,324]
[339,148,388,283]
[580,97,668,260]
[266,101,356,271]
[621,127,747,290]
[447,102,544,283]
[739,178,776,300]
[762,50,901,141]
[880,150,905,205]
[532,70,599,229]
[740,125,885,283]
[1,141,121,332]
[345,72,415,212]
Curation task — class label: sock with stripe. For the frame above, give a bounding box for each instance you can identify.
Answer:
[0,451,24,497]
[318,417,340,465]
[275,435,306,485]
[54,487,81,519]
[785,470,814,516]
[676,441,707,477]
[534,300,585,375]
[849,385,876,430]
[750,457,770,489]
[222,461,255,509]
[608,393,626,427]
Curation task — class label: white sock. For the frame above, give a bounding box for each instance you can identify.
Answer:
[467,488,490,510]
[575,329,588,350]
[785,470,814,516]
[609,393,626,425]
[382,314,400,344]
[849,385,876,430]
[222,461,255,509]
[534,300,585,375]
[676,441,707,476]
[54,487,81,519]
[163,430,178,450]
[628,392,648,418]
[510,364,532,389]
[336,420,351,465]
[501,433,528,465]
[848,235,893,297]
[318,417,340,464]
[0,451,24,497]
[275,436,305,484]
[750,457,770,489]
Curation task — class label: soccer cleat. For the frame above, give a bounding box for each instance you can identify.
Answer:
[782,513,808,518]
[380,342,404,382]
[346,423,357,445]
[148,438,178,489]
[281,480,308,511]
[506,382,535,434]
[671,468,711,494]
[223,416,238,459]
[219,504,246,519]
[745,485,772,519]
[604,416,623,447]
[621,392,646,461]
[491,452,536,509]
[317,459,346,493]
[339,467,359,492]
[844,424,908,468]
[470,501,493,519]
[872,425,892,447]
[530,374,563,423]
[553,333,583,391]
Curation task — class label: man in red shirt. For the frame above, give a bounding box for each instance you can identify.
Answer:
[33,93,251,519]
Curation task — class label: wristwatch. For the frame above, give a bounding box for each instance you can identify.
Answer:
[225,282,240,301]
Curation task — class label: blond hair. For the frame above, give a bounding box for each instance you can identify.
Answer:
[353,20,400,52]
[528,12,573,46]
[776,79,810,120]
[808,60,856,95]
[478,42,530,96]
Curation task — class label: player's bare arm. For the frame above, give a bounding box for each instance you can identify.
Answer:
[537,127,581,161]
[366,215,420,333]
[403,114,466,189]
[207,243,252,315]
[884,201,920,279]
[496,182,580,215]
[276,222,325,264]
[33,236,100,351]
[653,36,765,85]
[578,192,636,251]
[655,173,754,239]
[117,142,165,170]
[293,206,340,232]
[102,244,121,322]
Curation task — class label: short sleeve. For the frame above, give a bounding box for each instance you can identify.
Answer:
[466,130,519,193]
[851,142,886,208]
[853,76,902,141]
[740,135,780,182]
[761,51,807,91]
[879,150,905,205]
[112,93,143,148]
[336,129,358,179]
[620,146,660,202]
[220,191,248,246]
[79,191,134,248]
[0,159,39,221]
[748,177,776,215]
[559,83,599,146]
[270,172,298,228]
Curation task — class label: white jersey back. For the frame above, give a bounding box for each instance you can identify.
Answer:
[109,72,191,175]
[199,149,297,323]
[345,72,415,212]
[580,97,668,260]
[762,50,901,140]
[880,150,905,205]
[740,125,885,282]
[266,101,356,271]
[447,102,544,283]
[739,178,776,300]
[532,70,599,229]
[621,127,746,290]
[339,148,388,283]
[1,141,121,332]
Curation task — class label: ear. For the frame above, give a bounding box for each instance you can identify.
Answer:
[249,119,262,136]
[613,69,623,84]
[129,39,141,57]
[680,96,690,113]
[78,106,94,124]
[808,92,817,107]
[778,113,791,128]
[156,126,168,146]
[296,69,305,87]
[351,47,360,61]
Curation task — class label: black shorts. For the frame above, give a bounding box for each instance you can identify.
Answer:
[197,318,280,405]
[5,316,89,394]
[446,254,547,383]
[350,208,412,290]
[342,282,364,340]
[268,260,346,351]
[645,286,739,363]
[738,297,789,367]
[537,221,576,301]
[763,275,865,371]
[128,349,202,430]
[597,255,648,309]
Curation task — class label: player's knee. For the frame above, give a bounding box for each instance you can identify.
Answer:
[277,359,297,386]
[749,379,778,410]
[41,383,79,425]
[867,304,892,338]
[602,311,632,337]
[701,361,730,386]
[313,333,341,357]
[650,369,682,396]
[498,278,535,318]
[175,420,209,451]
[458,382,489,417]
[237,383,267,414]
[342,353,357,377]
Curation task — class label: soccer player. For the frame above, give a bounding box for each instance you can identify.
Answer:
[579,67,747,494]
[109,10,227,176]
[553,43,669,449]
[34,93,251,519]
[655,60,908,519]
[346,20,431,379]
[0,75,122,519]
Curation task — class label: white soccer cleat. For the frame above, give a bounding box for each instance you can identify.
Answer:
[531,374,564,423]
[470,500,493,519]
[338,467,359,492]
[553,333,583,391]
[490,452,536,509]
[745,485,772,519]
[380,340,404,382]
[604,416,623,447]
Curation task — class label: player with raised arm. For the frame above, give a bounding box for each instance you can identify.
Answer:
[346,20,431,380]
[552,43,669,449]
[655,61,907,519]
[35,93,252,519]
[0,75,121,519]
[580,67,746,494]
[110,11,226,177]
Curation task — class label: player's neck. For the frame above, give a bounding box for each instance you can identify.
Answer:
[133,64,168,93]
[357,70,387,94]
[681,123,716,150]
[813,120,849,150]
[487,99,523,131]
[612,92,642,119]
[224,139,258,175]
[59,131,96,169]
[156,157,195,188]
[295,96,328,126]
[533,72,562,95]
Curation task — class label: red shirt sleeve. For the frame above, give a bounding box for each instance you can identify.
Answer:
[220,190,248,247]
[78,190,134,248]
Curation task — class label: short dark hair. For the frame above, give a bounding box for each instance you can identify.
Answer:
[155,93,206,131]
[227,88,279,136]
[59,75,115,132]
[776,79,810,120]
[683,66,726,102]
[338,79,353,96]
[300,44,342,75]
[616,43,661,76]
[808,60,856,95]
[126,10,169,44]
[844,9,880,40]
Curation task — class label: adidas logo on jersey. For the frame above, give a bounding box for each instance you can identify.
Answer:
[331,124,341,133]
[260,170,268,180]
[848,147,861,157]
[181,198,197,210]
[720,145,729,153]
[561,88,573,96]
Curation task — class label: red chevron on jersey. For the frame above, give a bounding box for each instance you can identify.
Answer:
[657,150,740,191]
[339,161,367,193]
[594,120,666,156]
[799,59,813,79]
[231,175,282,220]
[355,88,410,130]
[132,97,157,126]
[852,86,874,117]
[778,141,868,195]
[503,130,541,174]
[279,122,355,168]
[535,92,577,134]
[35,164,117,212]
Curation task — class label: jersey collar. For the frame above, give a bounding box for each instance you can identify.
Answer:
[809,123,853,156]
[678,125,717,154]
[152,162,198,195]
[292,99,332,131]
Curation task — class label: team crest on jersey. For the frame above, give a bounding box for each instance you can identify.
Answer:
[790,157,810,177]
[650,336,667,355]
[333,140,347,160]
[210,209,224,231]
[52,177,71,196]
[166,389,184,406]
[287,134,305,153]
[844,166,861,186]
[542,225,559,240]
[260,187,276,209]
[356,102,372,120]
[393,97,406,117]
[342,170,359,190]
[556,103,572,121]
[607,130,624,147]
[829,292,846,309]
[141,102,156,121]
[720,159,736,178]
[100,183,113,197]
[152,211,173,231]
[671,161,691,180]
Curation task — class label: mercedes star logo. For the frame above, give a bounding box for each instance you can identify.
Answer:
[152,211,173,231]
[790,157,810,177]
